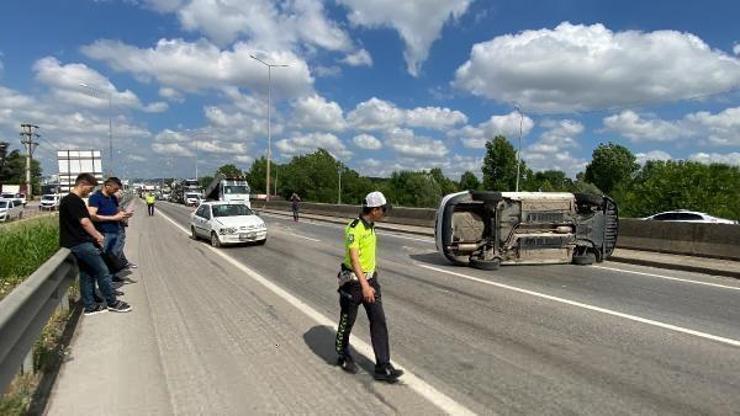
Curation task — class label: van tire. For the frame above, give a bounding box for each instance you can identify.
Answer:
[470,257,500,270]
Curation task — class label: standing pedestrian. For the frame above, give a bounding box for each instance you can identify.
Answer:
[335,191,403,382]
[290,192,301,222]
[88,177,130,260]
[145,192,156,216]
[59,173,131,315]
[113,190,137,270]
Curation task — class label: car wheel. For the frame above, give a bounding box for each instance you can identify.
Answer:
[469,257,500,270]
[191,226,198,240]
[470,191,503,204]
[210,232,222,248]
[572,252,596,265]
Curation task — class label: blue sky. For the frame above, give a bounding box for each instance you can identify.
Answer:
[0,0,738,180]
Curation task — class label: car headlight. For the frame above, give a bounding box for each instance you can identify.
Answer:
[220,227,237,235]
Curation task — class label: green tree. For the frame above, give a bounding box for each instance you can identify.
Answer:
[0,149,42,194]
[613,160,740,220]
[584,142,639,195]
[198,175,213,188]
[216,164,243,177]
[458,171,481,191]
[246,157,267,195]
[429,168,459,195]
[279,149,343,203]
[482,135,524,191]
[525,170,573,192]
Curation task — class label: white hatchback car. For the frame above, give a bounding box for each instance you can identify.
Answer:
[190,201,267,247]
[0,199,24,222]
[643,210,738,224]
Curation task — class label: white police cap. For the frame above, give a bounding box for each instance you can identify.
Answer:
[363,191,387,208]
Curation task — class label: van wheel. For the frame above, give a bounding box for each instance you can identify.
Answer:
[210,232,222,248]
[470,257,500,270]
[191,227,198,240]
[572,252,596,265]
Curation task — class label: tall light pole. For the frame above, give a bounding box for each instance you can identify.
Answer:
[79,83,113,175]
[250,54,289,201]
[514,104,524,192]
[338,166,342,205]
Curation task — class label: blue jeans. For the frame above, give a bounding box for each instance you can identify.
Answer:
[70,242,116,309]
[103,232,123,258]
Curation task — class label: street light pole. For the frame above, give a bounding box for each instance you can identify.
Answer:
[514,104,524,192]
[80,83,113,175]
[250,54,288,201]
[338,167,342,205]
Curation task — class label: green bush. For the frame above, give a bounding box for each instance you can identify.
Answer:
[0,216,59,300]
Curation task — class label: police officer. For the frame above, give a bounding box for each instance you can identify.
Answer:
[335,191,404,382]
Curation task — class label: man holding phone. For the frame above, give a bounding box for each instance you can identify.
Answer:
[88,177,131,260]
[59,173,131,315]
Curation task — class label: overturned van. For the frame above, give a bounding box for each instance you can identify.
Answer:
[434,191,618,270]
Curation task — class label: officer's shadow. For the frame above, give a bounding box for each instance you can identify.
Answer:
[303,326,376,373]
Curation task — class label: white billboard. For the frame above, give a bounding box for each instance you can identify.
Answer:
[57,150,104,192]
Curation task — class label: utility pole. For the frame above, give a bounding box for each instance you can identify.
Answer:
[514,105,524,192]
[19,124,40,200]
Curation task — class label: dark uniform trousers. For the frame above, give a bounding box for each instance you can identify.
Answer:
[335,274,390,367]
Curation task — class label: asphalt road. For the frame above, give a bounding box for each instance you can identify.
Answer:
[48,200,740,415]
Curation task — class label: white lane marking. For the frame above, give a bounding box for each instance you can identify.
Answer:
[594,265,740,291]
[158,210,476,416]
[377,232,435,244]
[270,227,322,242]
[416,263,740,348]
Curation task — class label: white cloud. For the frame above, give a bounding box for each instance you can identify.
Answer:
[314,65,342,77]
[341,49,373,67]
[405,106,467,129]
[347,97,405,131]
[339,0,472,76]
[196,140,247,154]
[523,119,586,175]
[352,133,382,150]
[603,111,685,142]
[635,150,673,165]
[385,127,447,158]
[451,111,534,149]
[688,152,740,166]
[276,132,351,158]
[603,107,740,146]
[454,22,740,112]
[32,57,165,113]
[734,44,740,56]
[291,94,346,132]
[159,87,185,103]
[347,97,468,132]
[175,0,353,51]
[152,142,194,157]
[82,38,314,97]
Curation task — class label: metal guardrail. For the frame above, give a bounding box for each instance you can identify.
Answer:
[0,249,78,393]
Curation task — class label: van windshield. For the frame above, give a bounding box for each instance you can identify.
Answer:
[42,195,55,200]
[212,204,254,217]
[0,201,6,208]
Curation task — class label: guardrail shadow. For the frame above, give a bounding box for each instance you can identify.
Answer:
[303,325,376,374]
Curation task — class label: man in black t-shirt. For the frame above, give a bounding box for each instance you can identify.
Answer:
[59,173,132,315]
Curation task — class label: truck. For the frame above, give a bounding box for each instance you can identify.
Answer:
[172,179,202,206]
[204,174,251,208]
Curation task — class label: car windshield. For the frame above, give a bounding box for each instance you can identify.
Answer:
[186,193,200,198]
[212,204,254,217]
[224,185,249,194]
[42,195,55,200]
[0,201,6,208]
[1,193,13,198]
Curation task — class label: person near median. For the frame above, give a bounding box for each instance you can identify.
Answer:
[113,189,137,270]
[335,191,404,382]
[290,192,301,222]
[59,173,131,315]
[145,192,156,216]
[88,177,131,261]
